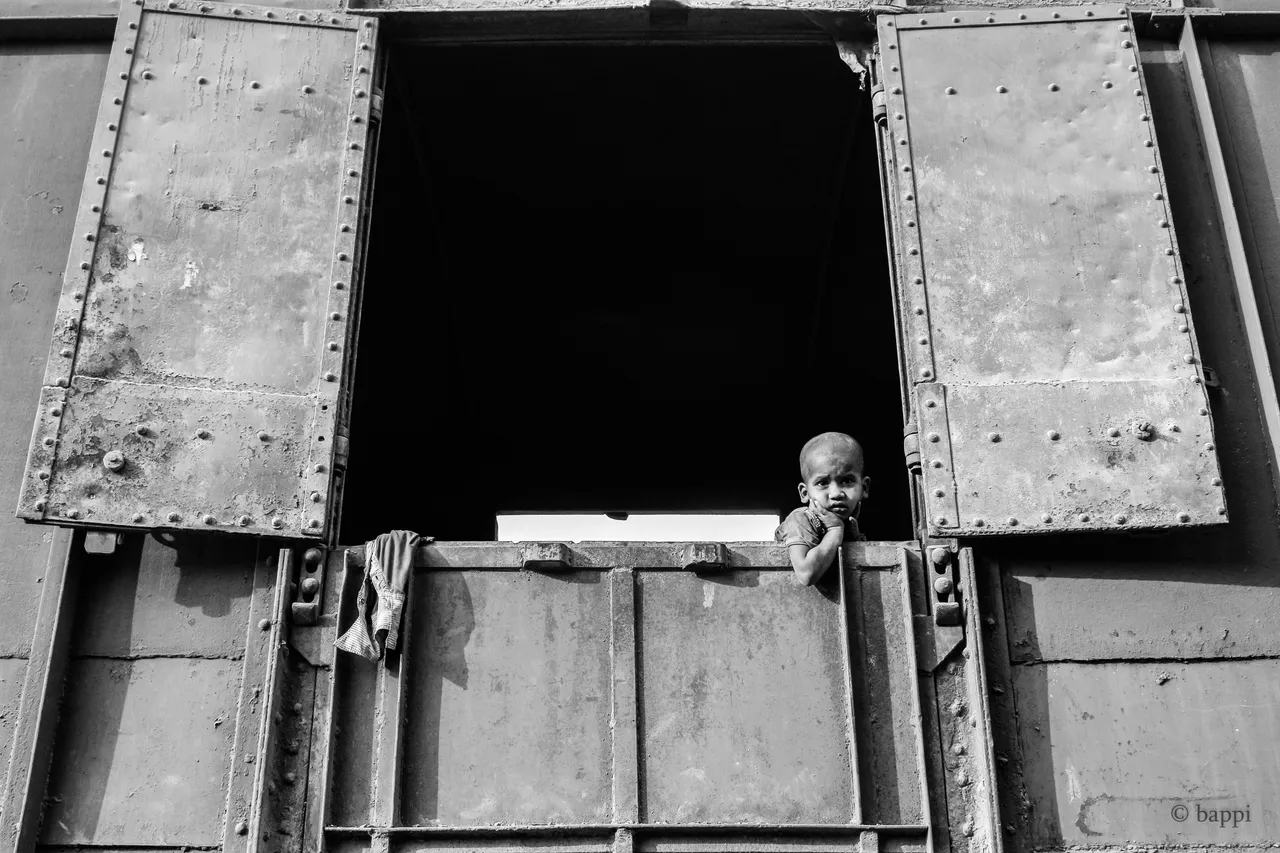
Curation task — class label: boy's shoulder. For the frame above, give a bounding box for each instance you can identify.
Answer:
[775,507,825,548]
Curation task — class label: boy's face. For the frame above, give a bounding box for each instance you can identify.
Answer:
[798,449,869,520]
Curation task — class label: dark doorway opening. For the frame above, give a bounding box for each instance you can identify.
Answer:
[341,40,908,542]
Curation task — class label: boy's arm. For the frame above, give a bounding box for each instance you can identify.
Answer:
[787,525,844,586]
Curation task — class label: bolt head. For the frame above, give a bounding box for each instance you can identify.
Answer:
[203,514,216,525]
[1177,512,1191,523]
[42,437,54,447]
[934,577,954,595]
[238,515,250,527]
[927,432,941,443]
[310,491,322,503]
[930,547,949,566]
[301,577,320,596]
[1047,429,1060,441]
[271,517,283,529]
[167,512,180,522]
[103,450,126,471]
[196,428,210,439]
[258,618,271,631]
[1008,517,1019,526]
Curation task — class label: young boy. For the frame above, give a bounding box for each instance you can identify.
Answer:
[776,432,869,586]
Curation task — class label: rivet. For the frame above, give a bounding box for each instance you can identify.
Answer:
[931,459,943,468]
[1079,513,1091,523]
[61,348,72,357]
[1103,81,1112,89]
[271,517,283,529]
[945,87,957,95]
[905,193,914,201]
[921,368,933,379]
[997,85,1007,93]
[203,514,216,525]
[315,463,326,473]
[1130,64,1138,72]
[103,450,125,471]
[198,76,211,85]
[1212,477,1222,486]
[335,281,346,290]
[1123,39,1133,48]
[340,224,353,233]
[914,307,925,316]
[51,408,61,417]
[1008,517,1019,526]
[135,424,150,437]
[985,15,994,22]
[337,253,349,261]
[988,432,1001,443]
[928,432,941,443]
[935,515,948,525]
[348,168,359,177]
[1172,276,1183,284]
[258,431,270,441]
[1177,512,1190,523]
[56,377,68,387]
[85,233,95,242]
[1193,376,1202,384]
[200,3,211,10]
[1175,303,1186,313]
[42,437,54,447]
[952,16,960,23]
[1141,114,1150,121]
[167,512,180,522]
[129,21,137,29]
[365,19,374,26]
[1218,506,1227,515]
[1145,141,1155,150]
[298,12,308,20]
[1018,12,1026,18]
[1047,429,1060,440]
[350,142,362,151]
[1184,354,1196,364]
[108,122,117,131]
[1052,11,1060,17]
[1149,165,1159,173]
[899,139,907,147]
[1120,23,1130,31]
[250,81,261,89]
[231,6,241,13]
[1199,407,1209,415]
[934,577,954,595]
[896,113,904,120]
[34,501,45,511]
[906,219,916,227]
[72,292,83,301]
[918,336,928,345]
[265,9,274,16]
[1041,513,1053,523]
[1086,9,1094,15]
[38,471,48,480]
[892,87,902,95]
[327,342,339,351]
[1206,442,1215,451]
[303,85,315,94]
[283,771,298,785]
[259,618,271,631]
[309,519,321,529]
[113,97,121,105]
[355,89,368,98]
[933,488,945,498]
[66,509,81,519]
[1108,427,1121,438]
[196,428,210,439]
[1179,324,1189,333]
[1048,83,1060,92]
[323,372,337,382]
[919,17,928,24]
[132,513,144,522]
[908,247,918,255]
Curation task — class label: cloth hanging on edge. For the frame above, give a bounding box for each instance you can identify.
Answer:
[335,529,428,660]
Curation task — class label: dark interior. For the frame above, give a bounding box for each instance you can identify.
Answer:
[341,41,910,542]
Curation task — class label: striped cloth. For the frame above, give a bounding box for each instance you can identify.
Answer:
[335,530,426,660]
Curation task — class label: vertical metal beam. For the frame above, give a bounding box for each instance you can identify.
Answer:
[610,568,640,825]
[837,548,864,824]
[310,548,354,853]
[223,545,290,853]
[898,549,933,853]
[1181,18,1280,486]
[960,548,1004,853]
[370,567,412,851]
[0,527,77,853]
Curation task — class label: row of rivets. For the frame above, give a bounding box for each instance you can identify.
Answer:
[303,22,376,535]
[880,21,936,384]
[887,7,1125,28]
[162,0,361,28]
[957,510,1217,529]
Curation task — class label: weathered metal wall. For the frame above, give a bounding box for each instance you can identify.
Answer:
[980,35,1280,853]
[0,40,108,799]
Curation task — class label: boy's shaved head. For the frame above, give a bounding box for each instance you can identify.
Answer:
[800,432,864,481]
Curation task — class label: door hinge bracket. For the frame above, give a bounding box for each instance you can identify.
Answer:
[291,546,326,626]
[903,420,921,473]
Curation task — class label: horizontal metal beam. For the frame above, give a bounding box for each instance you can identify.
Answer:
[341,541,910,570]
[325,823,931,836]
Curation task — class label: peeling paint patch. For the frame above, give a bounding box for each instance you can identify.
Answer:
[182,261,198,290]
[127,239,147,265]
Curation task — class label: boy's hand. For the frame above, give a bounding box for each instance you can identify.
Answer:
[812,506,846,532]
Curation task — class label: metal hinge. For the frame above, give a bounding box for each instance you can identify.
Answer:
[902,421,921,473]
[872,82,886,126]
[291,547,326,626]
[370,86,384,124]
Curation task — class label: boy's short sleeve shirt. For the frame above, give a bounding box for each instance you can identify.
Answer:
[774,507,865,548]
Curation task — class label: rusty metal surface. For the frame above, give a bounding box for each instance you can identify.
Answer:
[0,659,25,799]
[637,570,854,824]
[399,570,613,826]
[70,532,254,657]
[0,42,107,656]
[18,1,379,539]
[1013,659,1280,846]
[40,658,241,844]
[880,7,1227,535]
[351,541,909,571]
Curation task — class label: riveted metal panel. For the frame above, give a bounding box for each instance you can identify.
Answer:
[16,0,378,539]
[878,7,1227,535]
